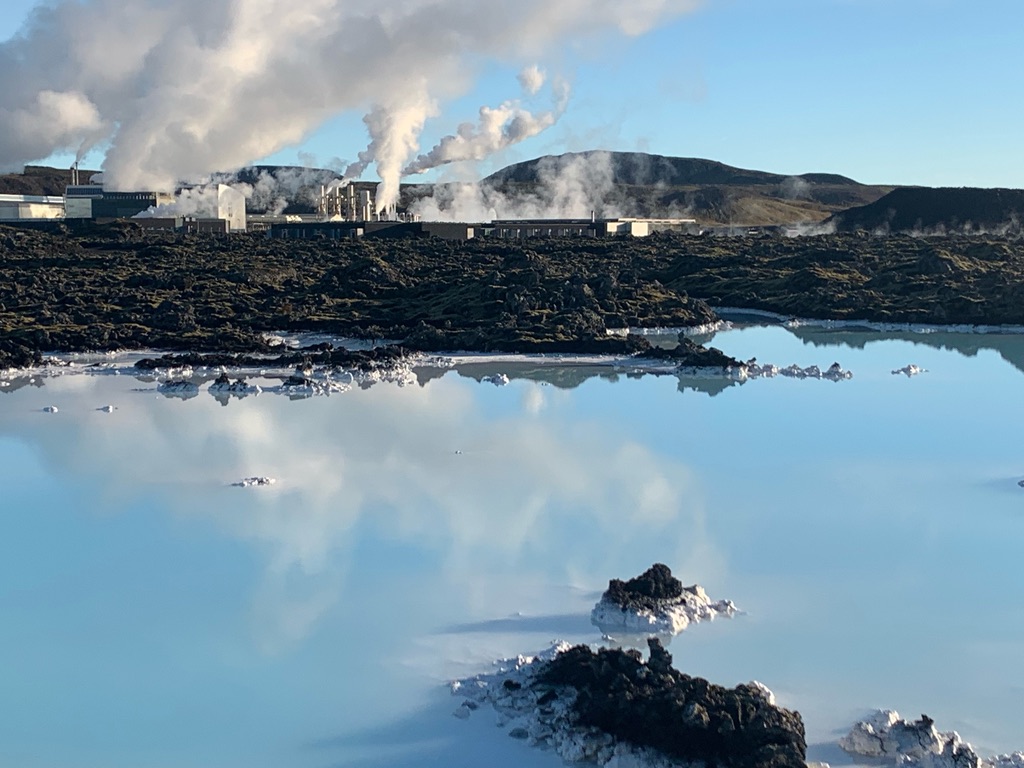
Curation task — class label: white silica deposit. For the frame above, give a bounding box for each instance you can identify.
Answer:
[231,477,277,488]
[773,362,852,381]
[209,377,260,393]
[157,380,200,398]
[841,710,1024,768]
[483,373,510,386]
[591,583,738,636]
[892,364,926,377]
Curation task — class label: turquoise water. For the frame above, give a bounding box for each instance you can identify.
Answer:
[1,326,1023,767]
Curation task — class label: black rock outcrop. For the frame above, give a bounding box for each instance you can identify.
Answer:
[537,639,806,768]
[642,337,744,369]
[604,563,684,613]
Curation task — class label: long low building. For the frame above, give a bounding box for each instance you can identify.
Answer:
[0,194,65,221]
[490,217,698,238]
[268,217,698,241]
[268,220,477,241]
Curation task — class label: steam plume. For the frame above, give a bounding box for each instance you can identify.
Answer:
[401,73,569,178]
[0,0,704,205]
[411,151,623,221]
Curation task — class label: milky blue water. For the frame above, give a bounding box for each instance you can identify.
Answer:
[1,325,1023,768]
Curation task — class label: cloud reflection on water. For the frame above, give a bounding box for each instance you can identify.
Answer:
[0,370,716,654]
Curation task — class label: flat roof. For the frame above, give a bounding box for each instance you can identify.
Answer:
[0,194,65,205]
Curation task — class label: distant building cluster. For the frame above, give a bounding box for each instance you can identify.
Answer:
[0,166,699,241]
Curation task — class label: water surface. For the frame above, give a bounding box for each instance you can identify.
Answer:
[1,325,1022,767]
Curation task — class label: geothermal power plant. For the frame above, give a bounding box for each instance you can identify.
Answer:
[0,164,699,242]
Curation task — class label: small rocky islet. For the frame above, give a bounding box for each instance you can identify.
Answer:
[591,562,738,636]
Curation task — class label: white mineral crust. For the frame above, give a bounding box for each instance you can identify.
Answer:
[157,380,200,397]
[841,710,1024,768]
[591,583,738,636]
[764,362,853,381]
[892,364,926,377]
[232,477,277,488]
[209,378,260,395]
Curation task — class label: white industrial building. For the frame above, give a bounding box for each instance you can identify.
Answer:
[0,194,65,221]
[216,184,247,232]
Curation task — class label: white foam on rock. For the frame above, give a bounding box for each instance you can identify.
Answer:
[591,584,738,636]
[451,642,697,768]
[841,710,1024,768]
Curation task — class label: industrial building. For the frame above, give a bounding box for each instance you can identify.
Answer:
[64,185,174,219]
[0,194,66,221]
[268,220,476,241]
[490,217,698,239]
[266,216,698,242]
[63,181,246,232]
[1,165,696,242]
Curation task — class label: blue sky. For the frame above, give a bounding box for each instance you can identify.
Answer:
[1,0,1021,187]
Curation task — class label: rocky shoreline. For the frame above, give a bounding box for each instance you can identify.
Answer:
[3,223,1024,369]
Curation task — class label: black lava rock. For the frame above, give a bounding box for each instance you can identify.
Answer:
[537,639,806,768]
[604,563,684,613]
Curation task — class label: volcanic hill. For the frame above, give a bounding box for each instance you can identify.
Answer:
[476,150,893,226]
[829,187,1024,234]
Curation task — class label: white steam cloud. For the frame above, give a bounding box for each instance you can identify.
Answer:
[401,73,570,178]
[411,150,623,221]
[0,0,704,209]
[517,64,547,96]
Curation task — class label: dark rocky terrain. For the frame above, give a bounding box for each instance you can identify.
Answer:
[829,187,1024,234]
[537,639,806,768]
[3,223,1024,369]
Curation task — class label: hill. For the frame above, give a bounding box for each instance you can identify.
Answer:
[476,151,892,226]
[0,165,100,196]
[829,187,1024,234]
[485,151,860,187]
